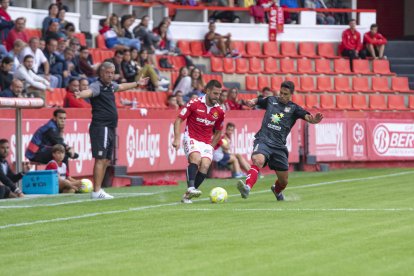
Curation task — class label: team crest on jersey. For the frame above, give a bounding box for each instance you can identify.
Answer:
[284,107,291,113]
[212,111,219,119]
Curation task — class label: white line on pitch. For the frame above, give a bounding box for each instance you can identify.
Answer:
[172,208,414,212]
[0,171,412,230]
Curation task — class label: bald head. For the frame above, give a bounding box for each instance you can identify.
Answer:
[11,79,24,97]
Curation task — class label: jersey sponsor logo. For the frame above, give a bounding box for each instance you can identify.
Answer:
[270,113,284,125]
[196,109,205,113]
[267,123,281,131]
[373,123,414,156]
[196,117,215,125]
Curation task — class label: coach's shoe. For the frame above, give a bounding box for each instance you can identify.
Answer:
[271,185,284,201]
[91,189,114,200]
[237,180,250,199]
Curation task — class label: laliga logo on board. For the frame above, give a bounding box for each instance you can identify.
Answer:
[353,123,364,143]
[126,125,135,167]
[125,124,161,167]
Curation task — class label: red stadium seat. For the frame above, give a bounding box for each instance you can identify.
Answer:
[271,76,284,91]
[333,76,352,92]
[246,42,263,57]
[372,77,392,92]
[369,95,387,110]
[232,41,246,57]
[258,76,270,91]
[298,76,315,92]
[318,43,337,58]
[297,58,314,74]
[314,76,333,92]
[96,34,108,50]
[352,77,372,93]
[281,42,298,57]
[299,42,316,58]
[249,57,262,74]
[210,57,223,73]
[353,60,373,75]
[190,41,205,56]
[263,42,280,57]
[320,94,335,109]
[391,77,412,93]
[305,94,319,109]
[280,58,296,73]
[223,58,235,74]
[89,49,102,63]
[285,76,299,89]
[336,94,352,110]
[156,92,169,108]
[387,95,408,110]
[171,56,186,69]
[100,50,114,61]
[334,59,353,75]
[203,74,223,84]
[263,58,278,74]
[245,76,258,91]
[177,41,191,55]
[373,60,395,76]
[236,58,249,74]
[73,33,86,46]
[351,95,368,110]
[25,28,41,39]
[315,59,332,75]
[409,95,414,109]
[292,94,305,106]
[135,92,150,108]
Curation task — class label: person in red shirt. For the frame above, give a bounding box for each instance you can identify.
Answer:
[225,87,250,110]
[64,78,91,108]
[5,17,28,51]
[339,19,366,70]
[172,80,225,203]
[363,24,387,59]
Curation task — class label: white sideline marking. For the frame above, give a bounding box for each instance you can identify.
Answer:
[0,171,413,230]
[175,208,414,212]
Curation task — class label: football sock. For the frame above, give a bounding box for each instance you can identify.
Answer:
[246,165,260,189]
[194,172,207,189]
[187,163,198,188]
[274,180,287,194]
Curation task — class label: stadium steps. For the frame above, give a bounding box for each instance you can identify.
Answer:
[386,41,414,89]
[111,165,144,187]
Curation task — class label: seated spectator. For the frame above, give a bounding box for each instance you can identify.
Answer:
[56,37,68,57]
[43,19,65,42]
[213,122,250,178]
[63,48,82,78]
[64,78,91,108]
[174,90,185,107]
[280,0,300,24]
[173,67,204,100]
[45,144,82,193]
[0,56,13,90]
[0,79,24,98]
[8,39,26,73]
[110,13,124,36]
[68,38,81,55]
[339,19,366,70]
[121,14,136,39]
[173,66,189,91]
[0,138,27,199]
[225,87,250,110]
[153,22,180,55]
[5,17,28,51]
[218,88,228,112]
[167,94,179,110]
[39,38,46,51]
[99,16,140,51]
[304,0,335,24]
[0,0,14,45]
[20,37,59,88]
[104,50,126,83]
[79,78,89,91]
[363,24,387,59]
[42,3,59,36]
[62,23,76,41]
[77,46,98,80]
[133,15,160,55]
[43,38,69,88]
[204,22,237,57]
[14,55,51,98]
[25,109,78,165]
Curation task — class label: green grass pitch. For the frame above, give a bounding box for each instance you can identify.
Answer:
[1,168,413,276]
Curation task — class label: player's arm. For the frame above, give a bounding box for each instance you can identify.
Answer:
[172,117,183,150]
[74,89,93,99]
[245,97,258,107]
[210,129,222,149]
[304,113,324,124]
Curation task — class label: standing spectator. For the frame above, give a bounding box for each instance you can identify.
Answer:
[225,87,250,110]
[42,3,59,36]
[204,22,236,57]
[43,38,68,88]
[8,39,26,73]
[363,24,387,59]
[5,17,28,51]
[64,78,91,108]
[0,56,13,90]
[104,50,126,83]
[339,19,365,70]
[0,0,14,44]
[0,79,24,98]
[0,139,27,198]
[14,55,51,97]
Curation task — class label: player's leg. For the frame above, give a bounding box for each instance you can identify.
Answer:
[194,157,211,189]
[271,171,288,201]
[227,154,243,178]
[269,148,289,201]
[182,148,202,203]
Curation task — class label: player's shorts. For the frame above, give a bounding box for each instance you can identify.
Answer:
[89,125,115,160]
[252,139,289,171]
[183,136,213,160]
[217,153,231,168]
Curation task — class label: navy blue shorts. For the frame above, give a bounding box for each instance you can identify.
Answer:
[89,125,115,160]
[217,153,231,168]
[252,139,289,171]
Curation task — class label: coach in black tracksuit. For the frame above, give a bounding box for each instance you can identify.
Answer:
[75,62,148,199]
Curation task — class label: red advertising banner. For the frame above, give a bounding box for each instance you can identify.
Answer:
[307,118,348,161]
[366,120,414,160]
[347,120,368,161]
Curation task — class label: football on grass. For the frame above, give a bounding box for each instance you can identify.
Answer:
[79,179,93,193]
[209,187,228,203]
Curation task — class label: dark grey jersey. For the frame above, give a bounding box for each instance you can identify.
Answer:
[89,80,119,128]
[255,96,309,148]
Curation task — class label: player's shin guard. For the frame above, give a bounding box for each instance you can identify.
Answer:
[274,180,287,194]
[186,163,198,188]
[194,172,207,189]
[246,165,260,189]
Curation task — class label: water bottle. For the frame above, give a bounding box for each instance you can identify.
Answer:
[132,97,138,109]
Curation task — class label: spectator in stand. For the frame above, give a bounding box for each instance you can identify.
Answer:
[280,0,300,24]
[14,55,51,98]
[104,50,126,84]
[339,19,365,70]
[0,56,13,90]
[77,46,98,81]
[174,90,185,107]
[218,88,228,112]
[109,13,124,37]
[79,78,89,91]
[136,49,169,89]
[0,138,27,199]
[63,48,82,78]
[363,24,387,59]
[45,144,82,193]
[304,0,335,25]
[58,8,70,31]
[56,37,68,57]
[173,66,189,91]
[25,109,78,165]
[69,38,81,55]
[204,22,237,57]
[56,0,69,12]
[5,17,28,51]
[62,23,76,41]
[42,3,59,36]
[209,0,240,23]
[99,16,140,51]
[43,20,65,42]
[167,94,179,110]
[0,79,24,98]
[225,87,250,110]
[153,22,181,55]
[0,0,14,44]
[43,38,69,88]
[39,38,46,51]
[133,15,160,56]
[8,39,26,73]
[64,78,91,108]
[173,67,205,100]
[20,37,60,88]
[121,14,136,39]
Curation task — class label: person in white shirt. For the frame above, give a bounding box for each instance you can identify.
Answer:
[19,37,59,88]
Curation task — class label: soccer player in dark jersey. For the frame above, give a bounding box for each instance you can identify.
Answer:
[237,81,323,200]
[173,80,225,204]
[75,62,148,199]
